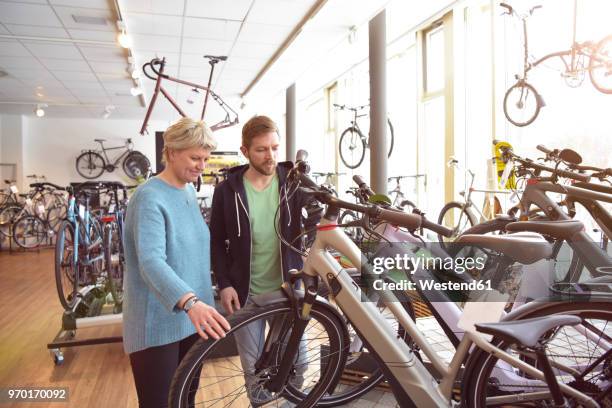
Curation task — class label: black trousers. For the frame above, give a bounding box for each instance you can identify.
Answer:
[129,333,200,408]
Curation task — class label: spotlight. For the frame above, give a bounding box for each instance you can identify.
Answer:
[130,86,143,96]
[34,103,47,117]
[186,88,199,104]
[116,21,133,49]
[102,105,115,119]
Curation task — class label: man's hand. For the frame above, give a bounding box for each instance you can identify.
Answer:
[187,302,231,340]
[219,287,241,315]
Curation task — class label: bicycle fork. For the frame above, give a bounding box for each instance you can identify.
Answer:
[265,273,319,393]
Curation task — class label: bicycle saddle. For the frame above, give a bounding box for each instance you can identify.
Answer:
[94,138,106,142]
[455,233,552,264]
[505,220,584,240]
[204,55,227,62]
[475,314,581,348]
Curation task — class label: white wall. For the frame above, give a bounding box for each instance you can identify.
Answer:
[0,114,24,190]
[0,114,170,189]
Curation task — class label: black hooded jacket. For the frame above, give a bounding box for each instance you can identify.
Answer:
[209,161,313,306]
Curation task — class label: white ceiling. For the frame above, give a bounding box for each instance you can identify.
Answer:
[0,0,389,120]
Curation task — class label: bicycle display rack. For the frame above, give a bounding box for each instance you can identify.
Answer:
[47,285,122,365]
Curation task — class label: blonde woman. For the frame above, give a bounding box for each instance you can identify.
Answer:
[123,117,230,408]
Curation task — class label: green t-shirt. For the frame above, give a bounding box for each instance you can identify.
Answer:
[244,175,283,295]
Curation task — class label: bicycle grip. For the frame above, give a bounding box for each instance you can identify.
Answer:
[536,144,552,155]
[352,175,374,196]
[421,218,454,238]
[377,208,422,230]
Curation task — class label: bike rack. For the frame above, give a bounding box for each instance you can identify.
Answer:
[47,285,123,365]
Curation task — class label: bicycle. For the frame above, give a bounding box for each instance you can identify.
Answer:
[55,183,106,311]
[501,1,612,127]
[388,175,425,213]
[169,157,610,407]
[11,182,67,249]
[75,138,150,180]
[140,56,239,135]
[311,171,345,197]
[334,103,394,169]
[101,182,130,312]
[437,156,520,251]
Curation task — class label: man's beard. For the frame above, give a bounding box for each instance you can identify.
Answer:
[251,160,276,176]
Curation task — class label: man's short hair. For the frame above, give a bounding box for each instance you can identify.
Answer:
[241,115,278,148]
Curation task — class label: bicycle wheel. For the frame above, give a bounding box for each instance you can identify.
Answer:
[122,151,151,180]
[589,34,612,94]
[76,151,105,179]
[386,118,394,159]
[463,301,612,407]
[13,215,46,249]
[503,81,542,127]
[338,210,362,244]
[55,220,78,311]
[103,222,124,308]
[0,205,22,238]
[339,127,366,169]
[399,199,416,214]
[437,202,477,250]
[169,300,347,408]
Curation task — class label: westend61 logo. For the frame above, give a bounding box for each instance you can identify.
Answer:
[371,254,487,275]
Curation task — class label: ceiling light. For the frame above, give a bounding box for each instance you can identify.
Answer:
[102,104,115,119]
[118,31,133,48]
[116,20,133,49]
[130,86,143,96]
[187,88,200,104]
[34,103,47,117]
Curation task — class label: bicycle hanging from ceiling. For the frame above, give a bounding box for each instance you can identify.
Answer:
[139,55,240,135]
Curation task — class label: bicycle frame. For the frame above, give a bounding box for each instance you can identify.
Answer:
[516,181,612,274]
[96,140,131,167]
[139,57,239,135]
[300,213,597,406]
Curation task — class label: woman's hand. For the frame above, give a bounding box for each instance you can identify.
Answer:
[187,302,230,340]
[219,287,241,315]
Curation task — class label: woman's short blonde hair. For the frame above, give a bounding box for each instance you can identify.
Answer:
[161,117,217,164]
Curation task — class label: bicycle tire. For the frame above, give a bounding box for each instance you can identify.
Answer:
[589,34,612,94]
[386,118,394,158]
[103,222,124,308]
[0,205,22,238]
[339,127,366,169]
[437,201,477,251]
[399,199,416,213]
[13,215,46,249]
[462,301,612,407]
[76,151,105,179]
[503,81,542,127]
[169,299,348,408]
[338,210,362,244]
[122,151,151,180]
[55,220,78,311]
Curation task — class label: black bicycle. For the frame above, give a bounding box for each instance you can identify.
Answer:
[75,138,150,180]
[334,104,394,169]
[501,2,612,127]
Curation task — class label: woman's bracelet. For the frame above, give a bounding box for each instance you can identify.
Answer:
[182,295,199,312]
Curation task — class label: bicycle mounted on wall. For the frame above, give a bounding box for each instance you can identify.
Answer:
[139,56,239,135]
[501,1,612,127]
[75,138,150,180]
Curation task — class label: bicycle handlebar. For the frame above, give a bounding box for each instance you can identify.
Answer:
[29,182,65,191]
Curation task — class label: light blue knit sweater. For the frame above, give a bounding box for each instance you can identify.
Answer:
[122,177,214,354]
